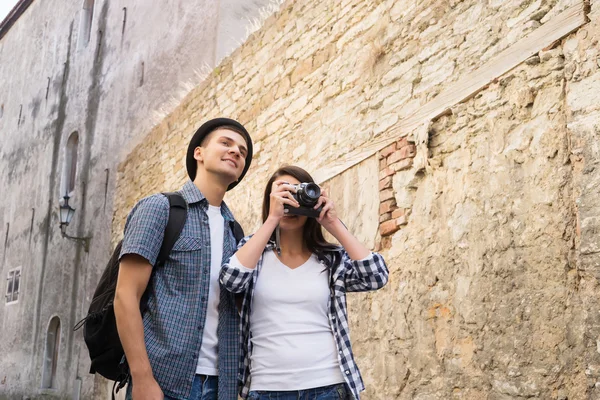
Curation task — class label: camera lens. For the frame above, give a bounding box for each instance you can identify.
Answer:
[297,183,320,206]
[304,183,320,199]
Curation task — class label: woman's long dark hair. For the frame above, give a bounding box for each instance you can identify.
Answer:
[262,165,339,262]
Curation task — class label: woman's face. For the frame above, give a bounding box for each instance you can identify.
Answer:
[276,174,308,232]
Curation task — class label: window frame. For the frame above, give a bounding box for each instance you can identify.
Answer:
[78,0,95,48]
[62,132,79,197]
[41,316,61,389]
[5,266,21,305]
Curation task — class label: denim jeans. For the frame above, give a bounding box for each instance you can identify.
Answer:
[247,383,348,400]
[126,375,218,400]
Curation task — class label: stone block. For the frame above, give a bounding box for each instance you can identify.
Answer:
[567,73,600,113]
[283,95,309,120]
[379,157,388,170]
[379,142,397,159]
[379,199,397,214]
[390,158,413,172]
[379,166,395,180]
[380,219,400,236]
[291,58,314,85]
[391,208,405,219]
[380,188,395,202]
[374,113,399,136]
[379,212,391,223]
[379,176,393,190]
[381,57,420,86]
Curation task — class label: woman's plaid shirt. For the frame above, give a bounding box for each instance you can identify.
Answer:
[219,238,389,399]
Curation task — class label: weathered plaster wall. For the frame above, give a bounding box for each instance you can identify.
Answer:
[0,0,274,399]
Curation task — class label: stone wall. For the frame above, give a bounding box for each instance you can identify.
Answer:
[113,0,600,398]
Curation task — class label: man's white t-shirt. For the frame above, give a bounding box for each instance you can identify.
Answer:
[196,204,224,376]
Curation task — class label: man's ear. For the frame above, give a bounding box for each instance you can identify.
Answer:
[193,146,204,163]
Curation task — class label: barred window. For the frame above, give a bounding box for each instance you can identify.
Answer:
[78,0,95,48]
[5,268,20,304]
[62,132,79,196]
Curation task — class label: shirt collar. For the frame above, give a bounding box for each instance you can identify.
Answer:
[180,180,235,221]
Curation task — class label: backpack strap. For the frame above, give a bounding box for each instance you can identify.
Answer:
[156,192,188,265]
[140,192,187,313]
[229,220,245,243]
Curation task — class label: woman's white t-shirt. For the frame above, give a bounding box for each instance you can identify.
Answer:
[244,250,345,390]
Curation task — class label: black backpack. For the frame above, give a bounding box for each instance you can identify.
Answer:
[73,192,245,392]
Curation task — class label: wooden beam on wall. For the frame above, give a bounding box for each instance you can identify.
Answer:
[314,1,589,184]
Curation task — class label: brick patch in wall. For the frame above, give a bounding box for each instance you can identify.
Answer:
[378,137,417,236]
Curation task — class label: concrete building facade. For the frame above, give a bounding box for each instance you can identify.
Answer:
[0,0,274,398]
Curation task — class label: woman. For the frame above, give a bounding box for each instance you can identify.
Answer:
[220,166,389,400]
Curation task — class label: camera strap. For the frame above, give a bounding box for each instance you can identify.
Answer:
[275,225,282,256]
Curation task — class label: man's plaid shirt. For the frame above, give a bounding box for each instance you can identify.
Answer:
[219,237,389,399]
[119,181,240,400]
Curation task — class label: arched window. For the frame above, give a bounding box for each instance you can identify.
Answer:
[62,132,79,196]
[78,0,95,48]
[41,317,61,389]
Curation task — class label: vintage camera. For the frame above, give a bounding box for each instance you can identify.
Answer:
[284,182,323,218]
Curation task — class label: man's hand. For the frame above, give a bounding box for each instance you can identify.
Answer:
[132,375,164,400]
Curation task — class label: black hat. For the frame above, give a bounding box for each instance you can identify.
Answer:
[186,118,253,191]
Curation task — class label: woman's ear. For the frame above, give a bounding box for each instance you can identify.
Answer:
[194,146,203,163]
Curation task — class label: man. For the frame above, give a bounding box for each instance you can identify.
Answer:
[114,118,253,400]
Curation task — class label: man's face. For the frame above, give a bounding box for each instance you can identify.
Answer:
[194,128,248,184]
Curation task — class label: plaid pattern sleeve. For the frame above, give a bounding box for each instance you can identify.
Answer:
[119,194,169,266]
[220,236,255,294]
[342,251,389,293]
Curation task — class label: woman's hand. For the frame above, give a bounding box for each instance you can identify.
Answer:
[268,180,299,221]
[231,180,297,271]
[314,188,339,232]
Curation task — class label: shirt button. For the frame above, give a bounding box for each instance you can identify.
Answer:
[339,350,342,354]
[345,370,350,375]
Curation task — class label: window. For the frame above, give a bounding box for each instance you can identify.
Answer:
[42,317,61,389]
[62,132,79,196]
[78,0,95,48]
[5,267,20,304]
[0,104,4,118]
